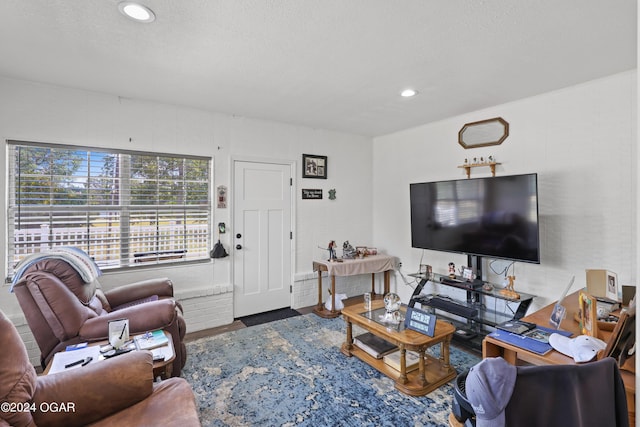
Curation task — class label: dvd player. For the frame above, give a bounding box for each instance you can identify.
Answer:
[440,277,484,290]
[424,296,478,318]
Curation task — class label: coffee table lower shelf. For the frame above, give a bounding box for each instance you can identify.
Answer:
[341,343,457,396]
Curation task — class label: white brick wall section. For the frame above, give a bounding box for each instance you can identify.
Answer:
[179,292,234,331]
[176,284,234,331]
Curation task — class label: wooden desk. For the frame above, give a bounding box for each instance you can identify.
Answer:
[483,291,635,426]
[341,300,456,396]
[313,254,395,318]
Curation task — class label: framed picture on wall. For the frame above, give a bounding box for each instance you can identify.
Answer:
[302,154,327,179]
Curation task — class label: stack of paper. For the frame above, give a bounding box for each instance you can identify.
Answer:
[48,345,101,374]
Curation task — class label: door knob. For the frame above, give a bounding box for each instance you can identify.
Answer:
[236,244,242,250]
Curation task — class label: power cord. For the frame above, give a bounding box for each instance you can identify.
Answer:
[396,261,417,289]
[489,259,515,278]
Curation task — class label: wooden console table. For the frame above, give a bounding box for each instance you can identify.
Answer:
[341,300,456,396]
[483,291,635,426]
[312,254,395,318]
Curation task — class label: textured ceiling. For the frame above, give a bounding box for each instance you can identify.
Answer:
[0,0,636,137]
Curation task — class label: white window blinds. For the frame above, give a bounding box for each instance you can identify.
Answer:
[7,140,211,277]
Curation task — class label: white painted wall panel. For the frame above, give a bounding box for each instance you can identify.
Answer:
[0,76,372,330]
[373,71,637,313]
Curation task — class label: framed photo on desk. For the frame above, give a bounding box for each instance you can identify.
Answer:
[606,271,619,301]
[579,291,598,337]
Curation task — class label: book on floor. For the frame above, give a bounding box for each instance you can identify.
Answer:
[383,350,421,372]
[353,332,397,359]
[134,330,169,350]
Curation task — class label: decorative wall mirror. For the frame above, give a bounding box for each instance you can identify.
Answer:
[458,117,509,149]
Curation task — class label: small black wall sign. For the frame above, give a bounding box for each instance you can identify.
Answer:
[302,189,323,199]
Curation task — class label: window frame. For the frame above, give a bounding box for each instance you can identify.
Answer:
[6,140,213,279]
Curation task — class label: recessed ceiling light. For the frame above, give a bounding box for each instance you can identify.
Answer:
[400,89,418,98]
[118,2,156,23]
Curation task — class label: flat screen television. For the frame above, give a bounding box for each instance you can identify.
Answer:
[410,173,540,265]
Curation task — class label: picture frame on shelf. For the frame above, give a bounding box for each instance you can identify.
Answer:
[302,154,327,179]
[606,271,619,302]
[419,264,432,276]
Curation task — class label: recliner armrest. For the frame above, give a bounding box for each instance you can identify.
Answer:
[104,278,174,308]
[79,299,178,340]
[32,351,154,427]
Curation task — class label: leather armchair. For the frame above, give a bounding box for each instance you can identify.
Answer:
[13,258,187,377]
[0,310,200,427]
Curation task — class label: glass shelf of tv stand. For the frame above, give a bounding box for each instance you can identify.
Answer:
[408,272,535,303]
[408,272,536,351]
[414,295,523,327]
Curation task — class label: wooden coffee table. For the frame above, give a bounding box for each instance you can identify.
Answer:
[341,300,456,396]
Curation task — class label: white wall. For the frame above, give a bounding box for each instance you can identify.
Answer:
[372,71,637,313]
[1,71,637,363]
[0,76,373,331]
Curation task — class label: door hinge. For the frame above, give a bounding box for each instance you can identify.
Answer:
[290,285,293,293]
[290,178,293,186]
[290,231,293,240]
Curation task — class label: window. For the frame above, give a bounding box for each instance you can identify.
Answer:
[7,140,211,278]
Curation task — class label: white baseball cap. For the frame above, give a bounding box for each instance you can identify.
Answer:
[548,333,606,363]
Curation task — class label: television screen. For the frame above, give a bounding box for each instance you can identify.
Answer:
[410,173,540,264]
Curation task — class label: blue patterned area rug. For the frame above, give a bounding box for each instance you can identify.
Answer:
[182,314,480,427]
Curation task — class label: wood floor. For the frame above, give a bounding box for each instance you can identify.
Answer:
[35,298,478,374]
[184,297,481,359]
[184,305,315,342]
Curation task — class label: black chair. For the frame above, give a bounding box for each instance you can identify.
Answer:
[453,357,629,427]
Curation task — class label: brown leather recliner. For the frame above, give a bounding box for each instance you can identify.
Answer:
[13,258,187,377]
[0,309,201,427]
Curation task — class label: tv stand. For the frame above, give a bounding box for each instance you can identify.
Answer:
[408,272,535,352]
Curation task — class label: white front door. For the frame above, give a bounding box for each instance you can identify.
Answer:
[232,160,293,318]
